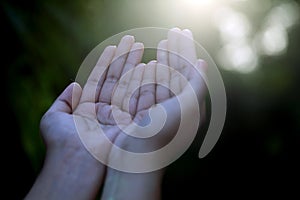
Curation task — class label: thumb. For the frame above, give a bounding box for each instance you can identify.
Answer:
[48,82,82,113]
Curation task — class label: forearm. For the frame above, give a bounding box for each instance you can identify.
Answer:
[25,147,105,200]
[101,168,164,200]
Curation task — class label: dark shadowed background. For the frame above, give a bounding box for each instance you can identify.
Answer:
[2,0,300,199]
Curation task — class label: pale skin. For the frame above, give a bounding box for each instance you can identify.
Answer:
[25,28,207,200]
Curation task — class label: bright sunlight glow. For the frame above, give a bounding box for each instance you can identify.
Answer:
[157,0,300,73]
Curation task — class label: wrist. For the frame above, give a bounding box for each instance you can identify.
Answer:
[101,168,165,200]
[25,145,105,200]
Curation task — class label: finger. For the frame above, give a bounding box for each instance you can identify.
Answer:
[170,68,183,96]
[167,27,181,70]
[99,35,135,103]
[122,63,145,116]
[156,63,171,103]
[122,42,144,75]
[157,40,168,66]
[48,82,82,114]
[180,29,197,69]
[179,29,197,84]
[79,46,116,104]
[111,67,133,109]
[111,42,144,109]
[136,61,156,112]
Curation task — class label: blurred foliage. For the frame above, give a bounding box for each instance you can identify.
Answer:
[1,0,300,198]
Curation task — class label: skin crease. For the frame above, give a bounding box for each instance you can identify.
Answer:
[25,28,207,200]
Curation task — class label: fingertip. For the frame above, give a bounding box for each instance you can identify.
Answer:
[133,42,144,49]
[182,28,192,34]
[182,29,194,39]
[49,82,82,113]
[196,59,208,72]
[70,82,82,108]
[71,82,82,92]
[131,42,144,54]
[171,27,181,32]
[168,27,181,37]
[157,40,167,49]
[136,62,146,68]
[147,60,157,68]
[122,35,135,43]
[104,45,117,52]
[182,28,191,32]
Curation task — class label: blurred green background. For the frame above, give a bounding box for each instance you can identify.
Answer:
[2,0,300,199]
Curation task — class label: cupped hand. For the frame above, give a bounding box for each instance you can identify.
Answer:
[41,28,207,172]
[38,35,144,192]
[30,28,207,200]
[105,28,208,169]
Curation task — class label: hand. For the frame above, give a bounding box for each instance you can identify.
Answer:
[156,27,207,121]
[105,28,207,160]
[43,34,145,173]
[72,35,145,161]
[25,35,145,200]
[26,27,207,200]
[100,27,208,200]
[40,28,206,165]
